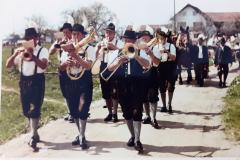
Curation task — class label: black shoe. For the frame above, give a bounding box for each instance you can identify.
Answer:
[64,114,70,121]
[143,117,151,124]
[112,114,119,123]
[152,119,159,129]
[104,114,112,122]
[160,106,168,112]
[222,82,227,88]
[72,136,80,146]
[127,137,135,147]
[79,137,88,150]
[68,116,74,123]
[219,81,222,87]
[34,134,40,143]
[179,77,183,85]
[28,136,38,149]
[168,105,173,114]
[103,105,107,108]
[134,141,143,153]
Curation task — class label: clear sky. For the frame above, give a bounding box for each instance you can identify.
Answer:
[0,0,240,39]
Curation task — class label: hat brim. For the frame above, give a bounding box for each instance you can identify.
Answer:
[24,34,39,39]
[121,35,136,40]
[104,28,116,32]
[60,27,72,32]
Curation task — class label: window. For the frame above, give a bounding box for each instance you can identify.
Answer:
[177,22,186,28]
[193,22,203,30]
[193,10,197,16]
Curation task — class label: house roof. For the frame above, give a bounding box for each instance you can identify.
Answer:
[171,4,213,22]
[206,12,240,22]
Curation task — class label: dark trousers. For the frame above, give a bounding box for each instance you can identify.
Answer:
[218,64,229,83]
[158,62,177,93]
[194,63,205,86]
[142,67,159,103]
[19,74,45,118]
[117,78,143,121]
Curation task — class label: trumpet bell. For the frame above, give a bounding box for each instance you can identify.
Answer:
[122,43,138,59]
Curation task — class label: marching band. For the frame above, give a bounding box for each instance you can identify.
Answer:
[5,20,236,152]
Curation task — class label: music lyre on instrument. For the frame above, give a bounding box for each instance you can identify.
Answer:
[61,27,96,80]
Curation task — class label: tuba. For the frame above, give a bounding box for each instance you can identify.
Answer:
[63,28,96,80]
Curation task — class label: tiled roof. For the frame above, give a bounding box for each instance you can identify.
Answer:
[206,12,240,22]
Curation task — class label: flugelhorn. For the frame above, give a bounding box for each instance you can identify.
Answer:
[61,28,96,80]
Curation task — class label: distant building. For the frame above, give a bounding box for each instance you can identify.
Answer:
[170,4,240,36]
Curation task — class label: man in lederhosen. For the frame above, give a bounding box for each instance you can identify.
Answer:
[153,28,177,113]
[214,37,233,88]
[49,23,74,122]
[6,27,49,149]
[59,24,95,149]
[138,30,160,129]
[105,30,150,153]
[96,23,123,122]
[192,35,209,87]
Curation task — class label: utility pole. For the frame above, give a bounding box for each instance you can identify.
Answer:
[173,0,176,33]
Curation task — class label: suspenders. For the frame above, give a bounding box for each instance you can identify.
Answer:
[21,47,43,76]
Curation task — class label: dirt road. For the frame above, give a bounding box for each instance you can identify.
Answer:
[0,64,240,159]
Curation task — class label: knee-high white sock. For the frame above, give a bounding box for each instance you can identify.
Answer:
[75,118,80,133]
[112,99,118,115]
[133,121,141,143]
[126,120,134,137]
[30,118,39,137]
[150,102,157,119]
[143,103,150,118]
[79,119,87,139]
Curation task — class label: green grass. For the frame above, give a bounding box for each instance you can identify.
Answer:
[223,75,240,141]
[1,45,102,144]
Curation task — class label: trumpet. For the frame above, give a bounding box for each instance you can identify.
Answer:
[15,40,34,61]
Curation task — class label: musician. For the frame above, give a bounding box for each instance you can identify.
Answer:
[138,30,160,128]
[96,23,123,122]
[192,35,209,87]
[214,37,233,87]
[106,30,150,152]
[59,24,95,149]
[153,28,177,113]
[6,27,49,149]
[176,27,193,85]
[49,23,74,122]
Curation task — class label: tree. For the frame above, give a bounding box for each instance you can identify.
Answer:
[63,2,117,38]
[26,15,47,35]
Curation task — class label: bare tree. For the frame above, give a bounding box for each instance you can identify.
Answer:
[63,2,117,37]
[26,15,47,34]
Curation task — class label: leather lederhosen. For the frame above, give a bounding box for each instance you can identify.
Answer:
[64,46,93,120]
[19,47,45,118]
[157,44,177,93]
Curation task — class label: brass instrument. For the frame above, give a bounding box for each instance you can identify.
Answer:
[91,37,111,75]
[64,27,96,80]
[100,43,139,81]
[16,40,34,61]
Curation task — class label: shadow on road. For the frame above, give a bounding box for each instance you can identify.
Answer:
[39,140,227,157]
[158,120,221,132]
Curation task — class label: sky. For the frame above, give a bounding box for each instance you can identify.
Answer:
[0,0,240,39]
